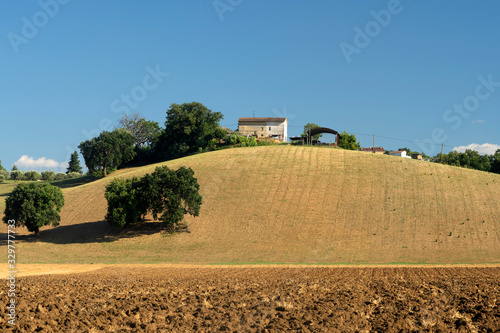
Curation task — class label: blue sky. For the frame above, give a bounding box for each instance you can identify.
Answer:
[1,0,500,172]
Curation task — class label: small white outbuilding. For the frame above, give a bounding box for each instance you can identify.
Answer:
[389,151,411,158]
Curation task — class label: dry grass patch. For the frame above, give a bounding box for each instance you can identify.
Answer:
[1,146,499,264]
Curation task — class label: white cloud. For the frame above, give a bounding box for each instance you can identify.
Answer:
[472,120,485,124]
[13,155,69,172]
[452,143,500,155]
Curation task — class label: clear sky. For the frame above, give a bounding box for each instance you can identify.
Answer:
[2,0,500,172]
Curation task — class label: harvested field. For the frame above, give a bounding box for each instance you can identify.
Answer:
[2,267,500,332]
[2,146,500,265]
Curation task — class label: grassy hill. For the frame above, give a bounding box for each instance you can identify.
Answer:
[1,145,500,264]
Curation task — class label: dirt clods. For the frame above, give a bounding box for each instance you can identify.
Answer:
[2,267,499,332]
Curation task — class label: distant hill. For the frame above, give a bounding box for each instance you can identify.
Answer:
[2,145,500,264]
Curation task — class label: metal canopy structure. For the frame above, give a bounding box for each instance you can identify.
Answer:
[309,127,341,146]
[290,127,342,146]
[308,127,341,138]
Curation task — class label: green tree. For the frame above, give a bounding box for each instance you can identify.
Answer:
[10,170,24,181]
[398,147,411,155]
[0,160,6,172]
[11,165,18,171]
[459,151,471,168]
[3,182,64,235]
[104,166,202,230]
[24,171,41,181]
[141,166,202,226]
[154,102,224,160]
[0,169,9,180]
[338,131,361,150]
[41,171,56,181]
[118,113,162,148]
[104,177,145,228]
[78,128,136,176]
[66,172,82,179]
[491,149,500,174]
[66,151,83,174]
[438,149,494,173]
[302,123,322,141]
[54,173,66,180]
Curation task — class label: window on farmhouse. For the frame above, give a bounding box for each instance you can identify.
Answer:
[269,127,271,131]
[261,127,264,131]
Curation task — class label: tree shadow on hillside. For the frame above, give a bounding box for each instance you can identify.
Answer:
[0,176,99,199]
[50,175,99,189]
[0,219,185,245]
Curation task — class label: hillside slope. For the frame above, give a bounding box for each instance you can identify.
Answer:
[3,146,500,264]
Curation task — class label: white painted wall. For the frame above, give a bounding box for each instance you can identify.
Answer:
[265,121,287,142]
[389,151,407,157]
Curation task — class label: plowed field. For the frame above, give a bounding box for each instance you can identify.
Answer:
[2,267,499,332]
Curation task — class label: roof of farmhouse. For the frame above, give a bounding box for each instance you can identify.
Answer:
[238,117,287,123]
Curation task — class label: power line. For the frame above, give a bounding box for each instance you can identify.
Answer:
[353,133,448,147]
[222,123,448,148]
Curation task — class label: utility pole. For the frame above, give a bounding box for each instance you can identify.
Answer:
[441,143,444,163]
[373,134,375,153]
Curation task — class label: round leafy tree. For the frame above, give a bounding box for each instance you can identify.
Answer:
[104,177,145,228]
[142,166,203,226]
[104,166,202,230]
[3,183,65,235]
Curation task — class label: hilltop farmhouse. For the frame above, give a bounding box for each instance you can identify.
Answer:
[238,117,288,142]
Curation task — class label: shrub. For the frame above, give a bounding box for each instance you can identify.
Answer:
[104,166,202,229]
[10,170,24,181]
[24,171,41,181]
[54,173,66,180]
[228,134,238,145]
[0,169,9,179]
[206,138,219,150]
[0,175,5,183]
[104,177,145,228]
[236,135,248,144]
[41,171,55,181]
[2,182,64,235]
[247,136,257,147]
[257,140,272,146]
[66,171,82,179]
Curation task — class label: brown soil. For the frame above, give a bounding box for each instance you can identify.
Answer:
[2,267,499,332]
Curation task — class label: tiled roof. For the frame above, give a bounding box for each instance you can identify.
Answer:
[238,117,287,123]
[361,147,385,152]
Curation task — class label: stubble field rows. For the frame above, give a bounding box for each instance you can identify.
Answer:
[1,146,500,265]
